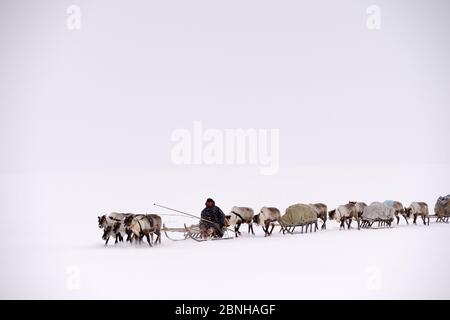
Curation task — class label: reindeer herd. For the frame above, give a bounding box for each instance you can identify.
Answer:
[98,196,450,246]
[98,213,162,246]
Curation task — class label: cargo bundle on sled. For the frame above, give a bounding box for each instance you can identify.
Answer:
[361,202,395,228]
[434,195,450,223]
[280,204,318,234]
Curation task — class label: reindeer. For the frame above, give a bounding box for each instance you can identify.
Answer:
[98,213,133,245]
[224,206,255,237]
[123,215,158,246]
[405,202,429,226]
[145,214,162,244]
[384,200,408,224]
[349,201,367,219]
[309,203,327,229]
[328,203,359,230]
[253,207,284,237]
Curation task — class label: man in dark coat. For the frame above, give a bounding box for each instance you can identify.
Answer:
[200,198,225,238]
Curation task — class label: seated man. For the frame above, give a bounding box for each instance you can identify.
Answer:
[200,198,225,238]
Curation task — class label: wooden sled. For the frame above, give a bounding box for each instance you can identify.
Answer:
[429,214,450,223]
[162,223,234,242]
[360,218,393,229]
[273,221,319,234]
[280,221,319,234]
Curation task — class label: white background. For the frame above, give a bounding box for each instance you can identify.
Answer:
[1,0,449,299]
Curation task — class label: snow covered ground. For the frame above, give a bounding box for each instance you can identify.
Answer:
[1,165,449,299]
[1,0,450,300]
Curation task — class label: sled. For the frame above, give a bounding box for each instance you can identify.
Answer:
[429,214,450,223]
[360,218,393,229]
[279,221,319,234]
[436,215,450,223]
[279,204,320,235]
[162,223,234,242]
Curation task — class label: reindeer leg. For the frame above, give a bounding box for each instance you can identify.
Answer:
[396,215,400,224]
[403,215,409,224]
[104,237,110,246]
[263,223,269,237]
[145,234,152,247]
[237,221,242,236]
[269,224,275,235]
